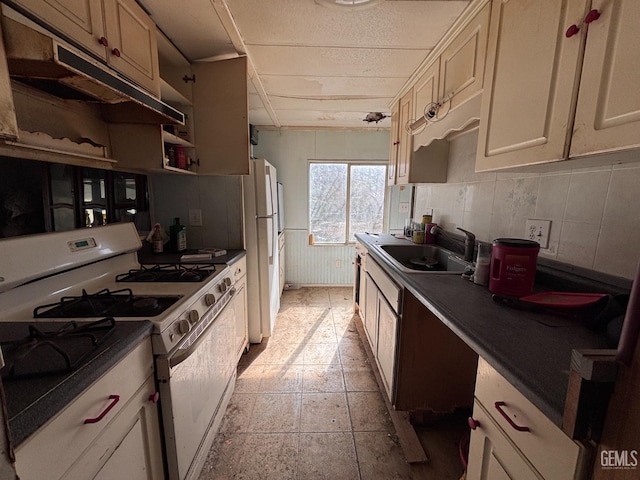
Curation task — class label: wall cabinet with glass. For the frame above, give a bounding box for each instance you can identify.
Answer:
[44,162,148,232]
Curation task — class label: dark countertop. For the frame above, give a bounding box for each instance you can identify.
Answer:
[356,233,612,426]
[2,321,153,446]
[137,244,245,266]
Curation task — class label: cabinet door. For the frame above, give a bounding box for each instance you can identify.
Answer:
[376,294,397,402]
[475,0,587,171]
[363,273,378,350]
[233,277,248,360]
[413,60,439,130]
[395,88,414,185]
[467,402,540,480]
[0,21,17,140]
[13,0,107,59]
[192,57,250,175]
[387,102,399,186]
[102,0,160,96]
[439,2,490,111]
[570,0,640,157]
[65,376,164,480]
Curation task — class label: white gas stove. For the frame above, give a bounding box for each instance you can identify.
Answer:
[0,222,234,355]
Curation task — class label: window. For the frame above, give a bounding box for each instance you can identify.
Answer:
[309,162,386,244]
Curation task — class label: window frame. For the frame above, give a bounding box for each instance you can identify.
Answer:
[308,159,387,246]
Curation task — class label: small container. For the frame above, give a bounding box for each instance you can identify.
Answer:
[489,238,540,297]
[169,217,187,252]
[175,146,186,169]
[473,243,491,286]
[412,229,425,244]
[404,218,413,238]
[152,225,164,253]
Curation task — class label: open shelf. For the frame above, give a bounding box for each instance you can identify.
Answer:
[162,130,194,147]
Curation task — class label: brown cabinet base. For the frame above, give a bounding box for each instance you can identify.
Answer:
[394,289,478,412]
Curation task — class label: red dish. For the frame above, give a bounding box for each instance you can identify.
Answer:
[519,292,607,308]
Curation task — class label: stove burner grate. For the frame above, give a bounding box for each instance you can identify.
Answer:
[33,288,181,318]
[116,264,217,283]
[0,318,116,380]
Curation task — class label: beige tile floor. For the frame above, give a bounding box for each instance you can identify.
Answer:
[198,287,465,480]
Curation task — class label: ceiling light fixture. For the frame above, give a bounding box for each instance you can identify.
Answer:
[315,0,384,10]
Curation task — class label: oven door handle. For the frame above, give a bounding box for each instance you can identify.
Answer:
[168,302,230,368]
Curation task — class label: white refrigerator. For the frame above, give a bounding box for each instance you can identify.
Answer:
[243,158,281,343]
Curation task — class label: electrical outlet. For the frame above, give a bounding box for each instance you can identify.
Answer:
[399,202,409,213]
[189,209,202,226]
[335,259,341,268]
[525,219,551,248]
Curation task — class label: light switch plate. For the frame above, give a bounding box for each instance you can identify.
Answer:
[189,209,203,226]
[525,219,551,248]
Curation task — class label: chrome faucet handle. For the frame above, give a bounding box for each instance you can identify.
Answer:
[456,227,475,242]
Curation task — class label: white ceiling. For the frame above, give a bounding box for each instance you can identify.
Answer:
[140,0,470,129]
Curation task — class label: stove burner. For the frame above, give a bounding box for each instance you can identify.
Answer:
[33,288,181,318]
[0,318,116,380]
[116,264,217,283]
[133,297,159,313]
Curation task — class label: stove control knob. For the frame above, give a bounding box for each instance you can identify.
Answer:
[177,319,191,335]
[219,282,228,293]
[188,310,199,324]
[224,277,232,287]
[204,293,216,307]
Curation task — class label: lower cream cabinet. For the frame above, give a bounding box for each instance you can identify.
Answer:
[467,358,591,480]
[362,257,401,402]
[14,339,163,480]
[231,255,249,361]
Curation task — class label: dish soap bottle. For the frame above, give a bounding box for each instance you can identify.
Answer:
[152,224,164,253]
[170,217,187,252]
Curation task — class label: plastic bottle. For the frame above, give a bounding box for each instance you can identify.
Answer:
[152,225,164,253]
[169,217,187,252]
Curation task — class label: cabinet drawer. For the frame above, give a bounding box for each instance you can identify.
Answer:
[467,400,543,480]
[474,358,588,480]
[15,339,154,480]
[230,254,247,281]
[366,256,401,313]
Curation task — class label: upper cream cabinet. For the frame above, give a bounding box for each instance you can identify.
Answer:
[570,0,640,158]
[412,1,490,146]
[11,0,160,97]
[109,31,196,174]
[387,102,399,186]
[395,88,414,185]
[192,57,250,176]
[388,85,448,186]
[476,0,640,171]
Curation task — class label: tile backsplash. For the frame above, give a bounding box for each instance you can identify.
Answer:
[413,129,640,280]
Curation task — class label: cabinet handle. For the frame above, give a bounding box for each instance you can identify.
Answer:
[468,417,480,430]
[584,9,601,24]
[98,36,109,47]
[494,401,530,432]
[111,48,121,58]
[84,395,120,424]
[393,141,400,146]
[148,391,160,404]
[565,24,580,38]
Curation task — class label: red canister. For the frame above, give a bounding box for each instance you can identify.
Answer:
[489,238,540,297]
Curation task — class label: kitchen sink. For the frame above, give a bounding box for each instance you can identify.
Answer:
[372,244,471,274]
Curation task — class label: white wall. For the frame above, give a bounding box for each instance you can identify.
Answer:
[414,129,640,280]
[253,129,389,285]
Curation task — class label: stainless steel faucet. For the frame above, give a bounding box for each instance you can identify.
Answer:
[429,225,476,262]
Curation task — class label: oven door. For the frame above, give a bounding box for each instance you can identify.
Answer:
[156,301,236,480]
